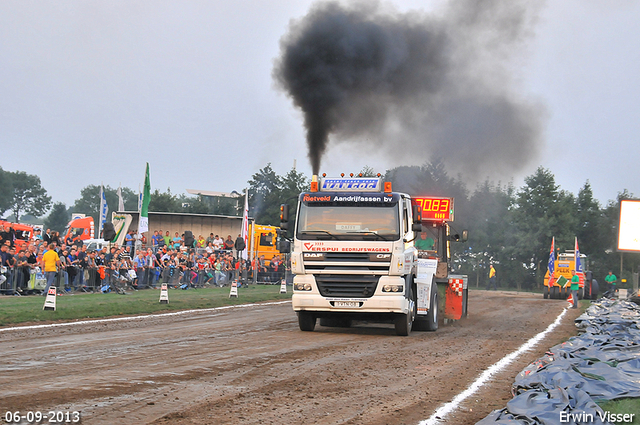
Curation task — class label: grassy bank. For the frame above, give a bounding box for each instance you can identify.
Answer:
[0,285,291,327]
[597,399,640,424]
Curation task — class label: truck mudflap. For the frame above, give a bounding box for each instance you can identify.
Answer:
[445,274,468,320]
[416,258,437,315]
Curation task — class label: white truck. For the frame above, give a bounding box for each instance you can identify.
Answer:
[280,175,460,336]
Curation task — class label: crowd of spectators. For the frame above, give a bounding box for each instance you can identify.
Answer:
[0,225,288,295]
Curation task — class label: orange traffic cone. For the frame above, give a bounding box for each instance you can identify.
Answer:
[566,293,573,305]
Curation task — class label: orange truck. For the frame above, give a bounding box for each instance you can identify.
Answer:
[249,224,282,265]
[543,250,590,299]
[0,220,34,249]
[62,217,95,242]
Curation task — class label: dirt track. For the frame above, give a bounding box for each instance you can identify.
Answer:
[0,290,582,425]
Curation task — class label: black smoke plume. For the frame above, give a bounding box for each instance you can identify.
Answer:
[273,0,545,178]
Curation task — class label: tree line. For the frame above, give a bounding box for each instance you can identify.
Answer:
[384,160,636,289]
[2,162,637,288]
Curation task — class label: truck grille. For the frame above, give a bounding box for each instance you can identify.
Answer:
[315,274,380,298]
[303,252,391,273]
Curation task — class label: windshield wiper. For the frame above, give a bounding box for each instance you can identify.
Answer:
[301,230,339,240]
[346,231,390,241]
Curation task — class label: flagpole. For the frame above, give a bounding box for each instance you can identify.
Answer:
[241,188,249,261]
[99,183,103,238]
[98,182,108,240]
[117,183,125,212]
[138,163,151,252]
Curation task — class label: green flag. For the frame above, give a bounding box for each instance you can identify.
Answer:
[139,163,151,233]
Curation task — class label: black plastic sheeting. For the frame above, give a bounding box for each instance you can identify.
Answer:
[476,298,640,425]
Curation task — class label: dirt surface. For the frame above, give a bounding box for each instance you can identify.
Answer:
[0,290,582,425]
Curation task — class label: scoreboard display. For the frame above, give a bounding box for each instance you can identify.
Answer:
[413,197,454,221]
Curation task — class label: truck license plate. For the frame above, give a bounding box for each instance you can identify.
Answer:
[334,301,360,308]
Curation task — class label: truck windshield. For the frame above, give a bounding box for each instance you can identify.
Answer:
[297,203,400,240]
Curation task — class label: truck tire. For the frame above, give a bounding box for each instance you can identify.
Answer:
[394,284,415,336]
[425,281,439,331]
[589,279,599,300]
[413,280,439,331]
[298,312,316,332]
[543,286,549,299]
[551,286,559,299]
[462,288,468,318]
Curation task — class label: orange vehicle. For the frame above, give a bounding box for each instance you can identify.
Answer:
[249,224,282,266]
[62,217,95,242]
[543,250,589,299]
[0,220,35,249]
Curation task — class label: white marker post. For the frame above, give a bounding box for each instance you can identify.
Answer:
[229,280,238,298]
[159,283,169,304]
[43,287,57,311]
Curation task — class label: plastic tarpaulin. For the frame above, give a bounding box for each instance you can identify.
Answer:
[477,298,640,425]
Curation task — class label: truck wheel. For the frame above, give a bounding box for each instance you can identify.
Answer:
[394,285,415,336]
[298,312,316,332]
[551,286,559,299]
[425,281,438,331]
[578,288,584,300]
[461,288,468,318]
[543,286,549,299]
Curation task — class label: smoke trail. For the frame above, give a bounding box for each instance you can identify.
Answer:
[273,0,545,177]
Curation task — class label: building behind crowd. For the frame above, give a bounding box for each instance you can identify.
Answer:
[121,211,247,240]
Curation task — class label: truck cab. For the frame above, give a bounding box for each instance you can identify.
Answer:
[283,175,428,336]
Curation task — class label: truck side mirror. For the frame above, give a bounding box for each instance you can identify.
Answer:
[412,223,422,232]
[277,239,291,254]
[449,230,468,242]
[412,204,422,223]
[280,204,289,222]
[280,204,289,230]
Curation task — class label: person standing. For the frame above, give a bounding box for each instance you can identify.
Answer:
[172,232,182,250]
[134,251,147,288]
[40,242,61,294]
[151,230,160,253]
[234,234,246,261]
[125,230,135,255]
[224,235,234,253]
[213,235,223,254]
[605,271,617,294]
[570,269,579,309]
[486,264,497,290]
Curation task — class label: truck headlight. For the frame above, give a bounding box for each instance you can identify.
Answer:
[295,283,312,291]
[382,284,403,292]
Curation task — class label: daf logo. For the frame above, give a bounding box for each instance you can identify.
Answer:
[369,253,391,262]
[303,253,325,259]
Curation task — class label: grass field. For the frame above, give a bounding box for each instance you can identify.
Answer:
[598,399,640,424]
[0,285,292,327]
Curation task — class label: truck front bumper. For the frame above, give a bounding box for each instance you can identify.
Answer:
[291,274,409,314]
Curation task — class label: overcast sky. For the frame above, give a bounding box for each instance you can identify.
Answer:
[1,0,639,210]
